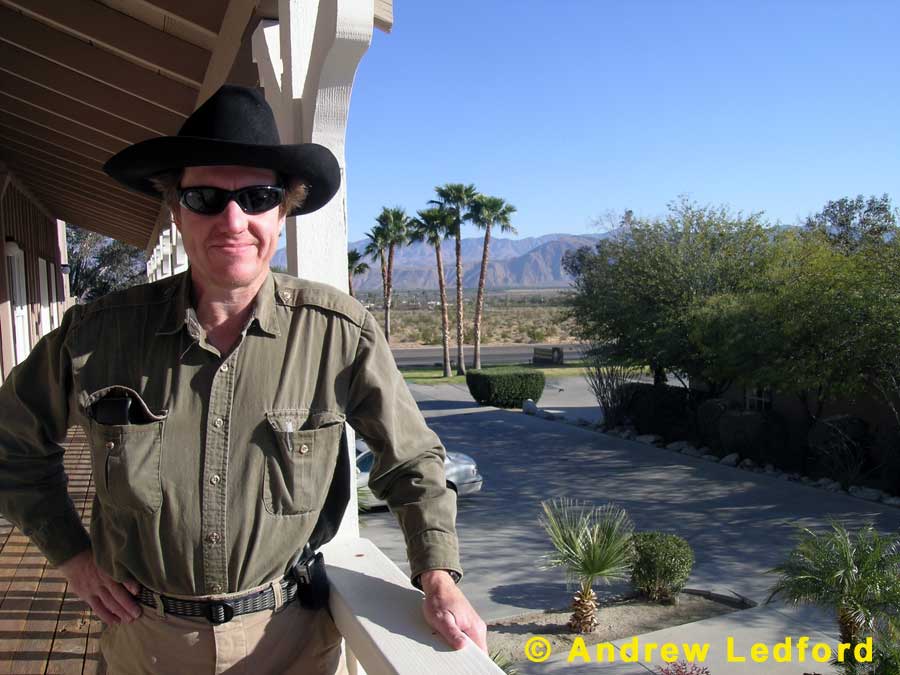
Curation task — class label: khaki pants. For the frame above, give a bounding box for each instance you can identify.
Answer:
[100,589,348,675]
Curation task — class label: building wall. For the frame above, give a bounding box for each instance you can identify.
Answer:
[0,181,68,383]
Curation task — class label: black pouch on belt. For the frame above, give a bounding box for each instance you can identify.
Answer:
[291,544,329,610]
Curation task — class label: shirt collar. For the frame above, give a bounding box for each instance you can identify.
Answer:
[156,270,281,338]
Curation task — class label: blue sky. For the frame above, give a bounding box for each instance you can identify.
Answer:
[342,1,900,242]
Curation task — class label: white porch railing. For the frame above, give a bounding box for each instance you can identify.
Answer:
[324,537,504,675]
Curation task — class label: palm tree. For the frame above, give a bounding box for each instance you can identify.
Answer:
[432,183,478,375]
[364,223,390,337]
[465,195,517,369]
[409,207,454,377]
[768,522,900,650]
[347,249,368,298]
[375,206,410,342]
[539,498,635,633]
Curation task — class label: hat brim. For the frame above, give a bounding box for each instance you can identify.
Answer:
[103,137,341,216]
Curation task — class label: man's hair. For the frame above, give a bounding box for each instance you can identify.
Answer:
[150,170,309,218]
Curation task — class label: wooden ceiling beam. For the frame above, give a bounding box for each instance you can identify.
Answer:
[0,42,186,135]
[0,95,129,153]
[34,193,150,242]
[0,132,108,174]
[0,6,197,115]
[0,113,115,163]
[2,0,211,87]
[0,75,153,143]
[144,0,227,34]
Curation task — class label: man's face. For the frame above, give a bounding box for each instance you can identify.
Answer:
[174,165,283,294]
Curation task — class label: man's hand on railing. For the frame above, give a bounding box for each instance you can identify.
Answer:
[419,570,487,652]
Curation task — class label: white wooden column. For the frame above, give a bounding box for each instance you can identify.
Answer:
[252,1,374,549]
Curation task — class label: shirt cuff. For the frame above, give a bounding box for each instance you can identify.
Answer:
[406,529,463,586]
[25,505,91,566]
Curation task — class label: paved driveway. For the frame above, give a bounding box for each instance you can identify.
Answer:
[360,381,900,625]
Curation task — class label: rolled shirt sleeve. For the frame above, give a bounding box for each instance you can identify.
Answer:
[0,305,91,566]
[346,312,462,583]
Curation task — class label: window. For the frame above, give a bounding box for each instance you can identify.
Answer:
[745,385,773,412]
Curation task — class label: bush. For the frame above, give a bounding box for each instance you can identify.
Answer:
[620,383,696,441]
[582,347,640,429]
[717,409,790,467]
[631,532,694,603]
[696,398,730,450]
[808,416,872,490]
[466,369,545,408]
[657,663,710,675]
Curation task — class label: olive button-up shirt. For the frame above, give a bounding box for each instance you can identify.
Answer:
[0,271,461,595]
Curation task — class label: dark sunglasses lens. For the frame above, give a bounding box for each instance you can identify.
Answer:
[182,188,229,214]
[236,187,284,214]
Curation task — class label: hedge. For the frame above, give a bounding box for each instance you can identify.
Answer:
[465,369,545,408]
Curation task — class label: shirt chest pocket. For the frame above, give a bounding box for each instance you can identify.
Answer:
[263,410,344,516]
[86,386,166,514]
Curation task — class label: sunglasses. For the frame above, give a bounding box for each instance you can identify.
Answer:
[177,185,285,215]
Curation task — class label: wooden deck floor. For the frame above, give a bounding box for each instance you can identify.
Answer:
[0,428,105,674]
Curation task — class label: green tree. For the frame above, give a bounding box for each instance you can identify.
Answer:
[66,224,147,303]
[347,249,368,298]
[369,207,410,341]
[409,207,454,377]
[768,522,900,669]
[432,183,478,375]
[364,223,390,338]
[804,194,899,253]
[466,195,517,369]
[563,198,769,394]
[539,498,634,633]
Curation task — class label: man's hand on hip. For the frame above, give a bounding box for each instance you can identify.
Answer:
[419,570,487,652]
[57,549,142,624]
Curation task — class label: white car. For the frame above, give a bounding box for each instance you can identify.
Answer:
[355,438,483,509]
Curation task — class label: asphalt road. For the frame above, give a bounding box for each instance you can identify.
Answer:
[390,343,586,368]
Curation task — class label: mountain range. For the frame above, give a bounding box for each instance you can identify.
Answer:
[271,233,604,290]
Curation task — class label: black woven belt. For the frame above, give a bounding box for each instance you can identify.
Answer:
[138,577,299,624]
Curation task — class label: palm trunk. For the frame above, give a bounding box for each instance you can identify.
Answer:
[454,226,465,375]
[435,242,451,377]
[472,225,492,370]
[386,244,395,342]
[379,256,388,338]
[348,271,354,298]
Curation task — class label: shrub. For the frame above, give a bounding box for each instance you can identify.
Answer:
[620,383,696,441]
[717,409,790,468]
[582,347,640,429]
[631,532,694,603]
[657,663,710,675]
[808,415,872,489]
[466,369,545,408]
[696,398,730,450]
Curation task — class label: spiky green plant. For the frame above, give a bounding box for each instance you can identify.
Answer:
[767,521,900,648]
[539,498,635,632]
[489,649,520,675]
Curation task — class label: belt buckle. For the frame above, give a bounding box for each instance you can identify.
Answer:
[205,601,235,625]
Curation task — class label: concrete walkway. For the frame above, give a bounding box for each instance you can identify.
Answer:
[359,380,900,675]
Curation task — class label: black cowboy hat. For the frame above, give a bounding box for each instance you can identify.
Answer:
[103,85,340,216]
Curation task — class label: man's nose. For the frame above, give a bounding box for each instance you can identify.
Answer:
[218,199,248,231]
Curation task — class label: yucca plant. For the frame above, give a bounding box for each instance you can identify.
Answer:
[489,649,520,675]
[539,498,635,632]
[767,521,900,649]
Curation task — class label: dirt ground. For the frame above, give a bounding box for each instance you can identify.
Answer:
[488,592,743,664]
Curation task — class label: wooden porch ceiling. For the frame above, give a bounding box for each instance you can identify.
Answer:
[0,0,392,250]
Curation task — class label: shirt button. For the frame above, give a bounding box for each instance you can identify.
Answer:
[105,441,115,450]
[299,444,310,454]
[214,417,224,428]
[220,364,229,373]
[210,474,221,485]
[280,291,291,302]
[206,532,221,545]
[209,583,223,594]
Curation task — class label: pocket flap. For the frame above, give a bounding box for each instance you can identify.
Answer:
[265,409,345,432]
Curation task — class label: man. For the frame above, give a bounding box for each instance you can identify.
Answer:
[0,85,486,673]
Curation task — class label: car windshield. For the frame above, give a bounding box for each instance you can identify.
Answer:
[357,452,373,473]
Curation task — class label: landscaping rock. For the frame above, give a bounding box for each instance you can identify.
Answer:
[719,453,740,467]
[764,464,776,473]
[883,496,900,508]
[778,473,793,481]
[621,430,636,440]
[702,454,719,462]
[681,447,705,458]
[635,434,663,445]
[522,399,539,415]
[666,441,694,452]
[540,411,559,421]
[738,458,757,470]
[849,486,884,502]
[575,418,592,427]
